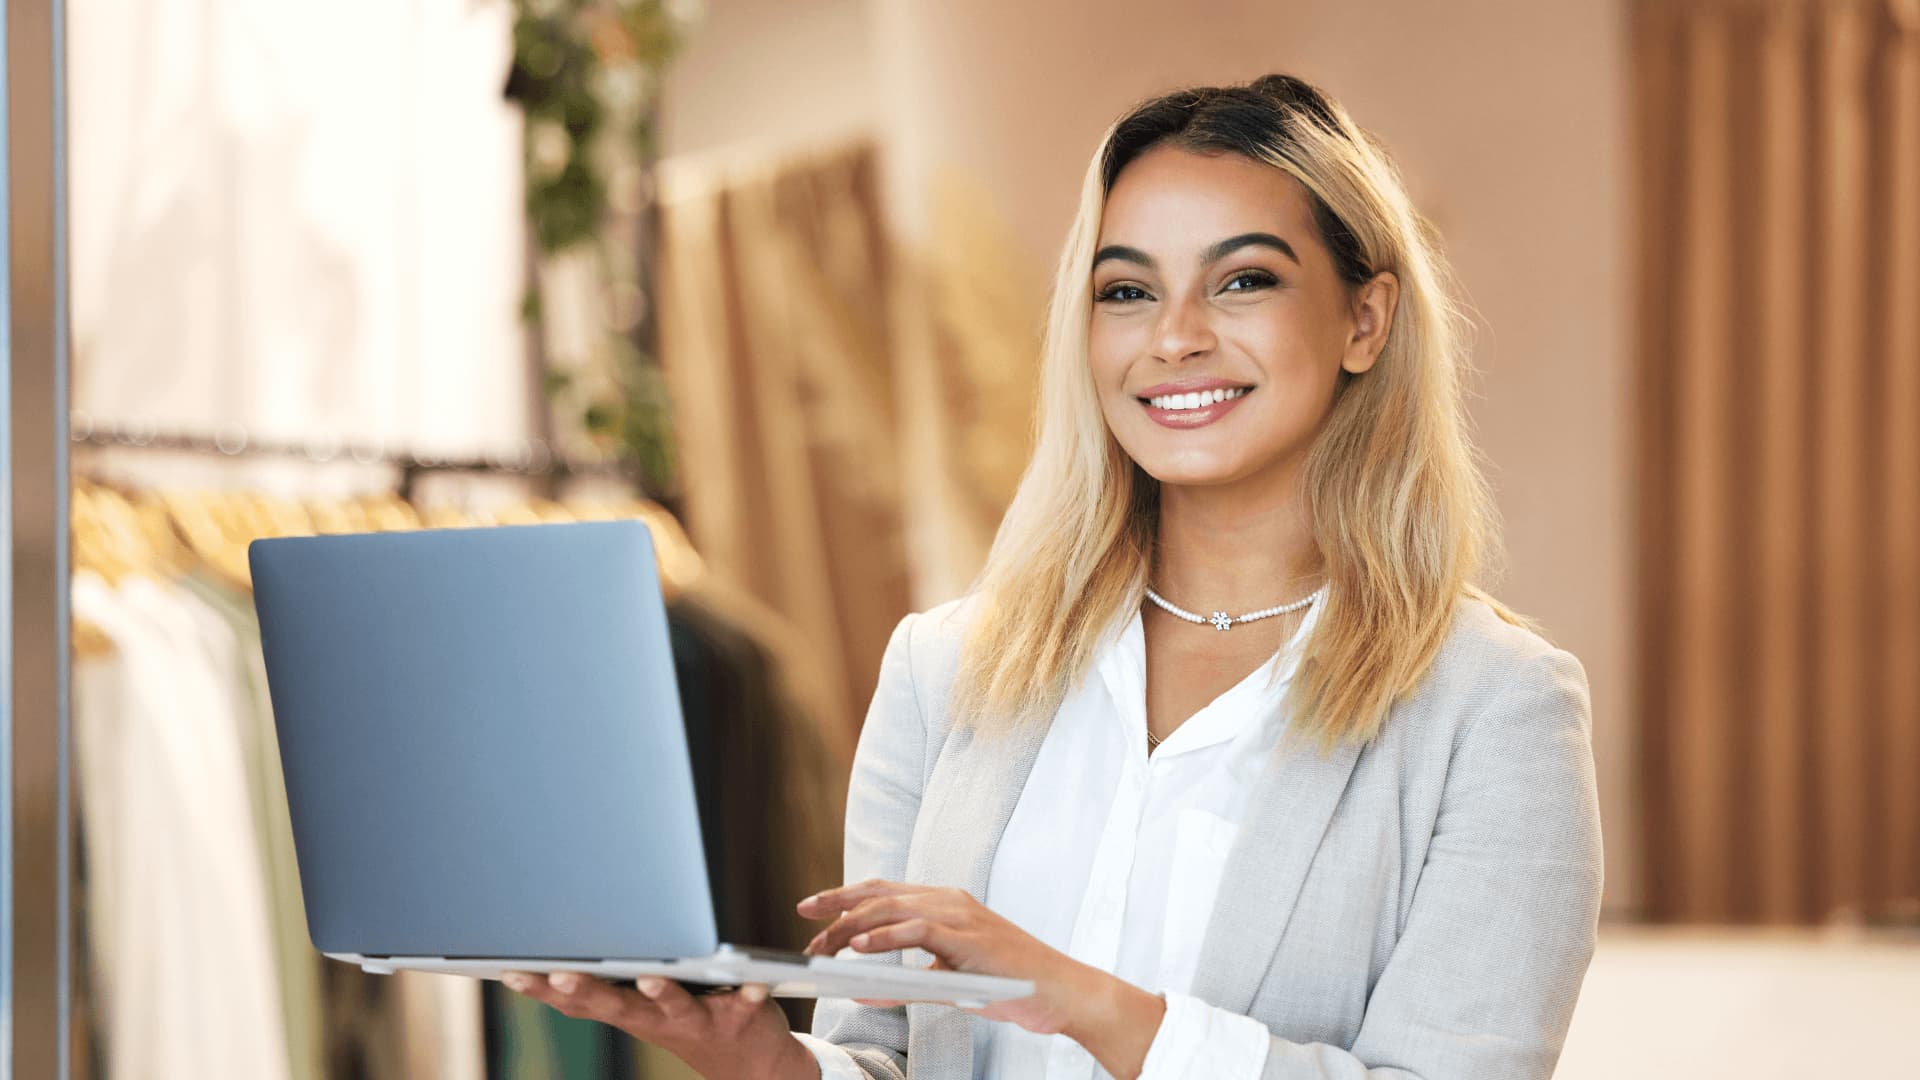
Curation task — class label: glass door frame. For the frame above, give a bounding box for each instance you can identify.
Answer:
[4,0,70,1075]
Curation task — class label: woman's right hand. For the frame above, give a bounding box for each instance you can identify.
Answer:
[500,971,820,1080]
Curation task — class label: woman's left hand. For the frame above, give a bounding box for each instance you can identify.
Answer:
[797,879,1165,1065]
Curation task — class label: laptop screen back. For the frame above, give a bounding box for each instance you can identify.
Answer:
[249,519,719,961]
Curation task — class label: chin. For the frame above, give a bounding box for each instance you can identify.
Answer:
[1133,455,1249,489]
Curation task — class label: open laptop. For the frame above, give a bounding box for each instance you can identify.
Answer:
[248,519,1030,1006]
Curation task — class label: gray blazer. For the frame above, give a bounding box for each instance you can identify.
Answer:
[811,592,1604,1079]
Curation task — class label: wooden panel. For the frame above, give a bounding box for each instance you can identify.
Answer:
[1670,13,1739,922]
[1632,0,1685,922]
[1750,3,1813,924]
[1877,19,1920,911]
[1809,4,1873,921]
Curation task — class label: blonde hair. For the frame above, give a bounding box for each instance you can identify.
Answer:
[950,74,1535,751]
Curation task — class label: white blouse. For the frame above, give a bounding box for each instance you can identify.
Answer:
[801,594,1323,1079]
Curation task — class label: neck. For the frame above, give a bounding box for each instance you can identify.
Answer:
[1151,472,1322,612]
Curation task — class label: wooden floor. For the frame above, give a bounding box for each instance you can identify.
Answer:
[1556,927,1920,1078]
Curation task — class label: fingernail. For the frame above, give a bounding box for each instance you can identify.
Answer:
[501,974,527,991]
[636,977,664,997]
[551,973,578,992]
[741,984,768,1003]
[851,933,871,949]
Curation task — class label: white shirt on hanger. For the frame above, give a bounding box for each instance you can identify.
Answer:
[802,594,1322,1079]
[72,571,292,1080]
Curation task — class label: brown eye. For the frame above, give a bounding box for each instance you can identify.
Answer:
[1095,284,1150,304]
[1223,270,1277,293]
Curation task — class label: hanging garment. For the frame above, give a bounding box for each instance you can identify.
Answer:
[394,972,488,1080]
[664,588,849,1039]
[176,570,325,1080]
[315,958,408,1080]
[656,140,913,748]
[72,570,290,1080]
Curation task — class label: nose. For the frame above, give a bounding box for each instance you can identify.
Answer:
[1149,295,1216,365]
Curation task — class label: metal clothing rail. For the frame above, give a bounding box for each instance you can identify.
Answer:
[67,413,639,501]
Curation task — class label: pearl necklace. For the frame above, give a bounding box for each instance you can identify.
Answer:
[1144,581,1327,631]
[1142,580,1327,752]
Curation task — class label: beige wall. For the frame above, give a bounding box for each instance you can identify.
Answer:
[663,0,1639,917]
[659,0,875,158]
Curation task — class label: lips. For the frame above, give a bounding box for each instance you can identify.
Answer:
[1135,377,1254,400]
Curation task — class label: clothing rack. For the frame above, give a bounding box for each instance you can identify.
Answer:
[68,412,640,502]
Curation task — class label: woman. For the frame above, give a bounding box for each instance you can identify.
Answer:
[506,73,1604,1079]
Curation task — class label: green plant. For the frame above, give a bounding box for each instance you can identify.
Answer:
[504,0,698,495]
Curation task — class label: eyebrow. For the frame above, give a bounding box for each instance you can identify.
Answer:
[1092,231,1301,273]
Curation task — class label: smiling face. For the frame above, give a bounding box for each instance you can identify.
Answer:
[1089,143,1394,496]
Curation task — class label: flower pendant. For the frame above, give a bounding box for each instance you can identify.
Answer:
[1210,611,1234,631]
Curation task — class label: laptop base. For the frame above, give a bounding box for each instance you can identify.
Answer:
[329,943,1034,1007]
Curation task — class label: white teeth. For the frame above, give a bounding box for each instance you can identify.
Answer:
[1146,387,1249,411]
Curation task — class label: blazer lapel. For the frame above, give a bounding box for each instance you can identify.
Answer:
[902,714,1052,1077]
[1188,732,1366,1013]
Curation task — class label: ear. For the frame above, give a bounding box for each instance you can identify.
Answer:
[1340,271,1399,375]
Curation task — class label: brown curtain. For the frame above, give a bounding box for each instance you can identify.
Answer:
[1633,0,1920,924]
[655,139,912,744]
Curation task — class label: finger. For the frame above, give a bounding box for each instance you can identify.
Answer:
[502,973,592,1019]
[500,971,559,1005]
[690,982,770,1037]
[850,917,950,957]
[808,895,922,956]
[546,971,646,1024]
[720,982,771,1017]
[797,879,932,919]
[634,975,701,1023]
[852,997,907,1008]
